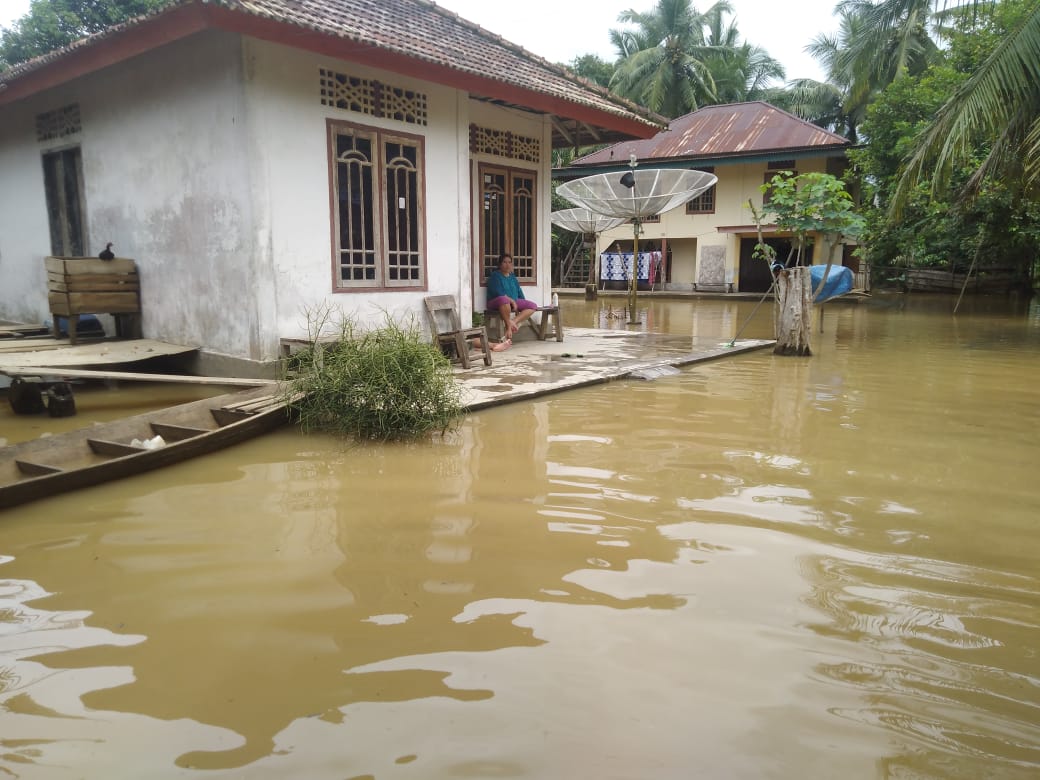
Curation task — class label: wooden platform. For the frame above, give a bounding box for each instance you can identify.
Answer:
[0,338,197,368]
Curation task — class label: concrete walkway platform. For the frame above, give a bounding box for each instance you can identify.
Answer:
[455,328,775,410]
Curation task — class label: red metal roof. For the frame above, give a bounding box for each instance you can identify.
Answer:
[571,101,850,166]
[0,0,664,145]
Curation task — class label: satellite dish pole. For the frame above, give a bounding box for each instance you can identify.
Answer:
[620,155,640,324]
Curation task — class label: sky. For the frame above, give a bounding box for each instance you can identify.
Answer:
[1,0,836,82]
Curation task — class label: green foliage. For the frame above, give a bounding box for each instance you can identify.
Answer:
[760,172,865,264]
[283,309,463,441]
[851,1,1040,283]
[567,53,615,88]
[608,0,757,117]
[895,0,1040,204]
[1,0,167,69]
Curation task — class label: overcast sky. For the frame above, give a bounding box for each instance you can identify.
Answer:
[1,0,837,82]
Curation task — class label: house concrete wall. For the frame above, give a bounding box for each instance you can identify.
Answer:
[0,31,264,358]
[241,38,481,352]
[466,100,552,314]
[0,32,553,369]
[0,104,53,327]
[594,157,831,291]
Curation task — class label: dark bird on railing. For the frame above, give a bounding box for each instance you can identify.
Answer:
[98,243,115,260]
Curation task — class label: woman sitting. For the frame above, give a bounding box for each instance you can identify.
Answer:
[486,253,539,339]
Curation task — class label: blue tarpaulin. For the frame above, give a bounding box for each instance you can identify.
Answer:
[810,264,853,303]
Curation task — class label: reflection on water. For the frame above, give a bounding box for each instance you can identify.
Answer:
[1,294,1039,778]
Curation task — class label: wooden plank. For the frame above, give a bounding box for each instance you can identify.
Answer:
[64,292,139,311]
[0,340,72,353]
[48,293,71,313]
[0,366,275,386]
[88,438,144,457]
[211,407,251,426]
[0,338,197,367]
[62,277,140,292]
[46,256,136,274]
[222,394,277,410]
[16,460,64,476]
[149,422,212,441]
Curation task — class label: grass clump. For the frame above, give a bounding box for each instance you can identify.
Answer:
[283,308,463,440]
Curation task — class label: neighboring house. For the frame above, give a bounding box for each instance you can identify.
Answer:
[0,0,661,373]
[558,102,854,294]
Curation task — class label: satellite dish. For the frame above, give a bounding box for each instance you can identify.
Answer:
[557,168,717,322]
[550,208,629,234]
[551,209,631,298]
[557,169,717,220]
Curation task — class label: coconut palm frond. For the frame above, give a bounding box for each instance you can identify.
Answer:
[894,5,1040,208]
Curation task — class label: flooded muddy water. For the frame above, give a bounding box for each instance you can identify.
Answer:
[2,294,1039,779]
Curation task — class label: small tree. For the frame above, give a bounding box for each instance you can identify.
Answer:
[760,172,864,356]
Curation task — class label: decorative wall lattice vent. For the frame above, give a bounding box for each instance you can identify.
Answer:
[36,104,81,142]
[469,125,540,164]
[319,69,427,126]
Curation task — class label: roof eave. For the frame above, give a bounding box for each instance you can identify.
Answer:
[0,4,210,105]
[0,2,662,144]
[557,144,852,178]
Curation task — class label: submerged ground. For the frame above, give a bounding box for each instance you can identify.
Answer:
[1,293,1038,779]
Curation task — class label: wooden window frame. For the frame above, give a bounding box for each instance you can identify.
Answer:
[477,163,537,284]
[685,167,716,214]
[327,118,427,292]
[41,145,87,257]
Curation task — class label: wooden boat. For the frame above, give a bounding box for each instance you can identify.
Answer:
[0,385,293,510]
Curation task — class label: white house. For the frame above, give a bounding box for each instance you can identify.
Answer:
[559,102,855,294]
[0,0,661,374]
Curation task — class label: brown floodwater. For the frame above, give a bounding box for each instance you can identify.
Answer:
[1,293,1038,779]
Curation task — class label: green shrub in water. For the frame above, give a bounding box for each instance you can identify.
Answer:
[283,309,463,440]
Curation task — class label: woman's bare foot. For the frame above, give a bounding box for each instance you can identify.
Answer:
[490,339,512,352]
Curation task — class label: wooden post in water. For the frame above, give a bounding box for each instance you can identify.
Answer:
[585,233,598,301]
[773,266,813,356]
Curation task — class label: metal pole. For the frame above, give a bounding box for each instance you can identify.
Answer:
[629,220,640,324]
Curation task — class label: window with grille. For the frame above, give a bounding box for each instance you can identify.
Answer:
[685,167,716,214]
[328,120,425,290]
[478,165,536,284]
[42,147,87,256]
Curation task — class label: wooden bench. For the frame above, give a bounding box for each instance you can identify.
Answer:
[693,282,733,293]
[46,256,141,343]
[484,305,563,343]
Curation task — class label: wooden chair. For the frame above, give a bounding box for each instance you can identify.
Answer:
[424,295,492,369]
[484,304,563,343]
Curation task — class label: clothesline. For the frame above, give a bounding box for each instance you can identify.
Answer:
[600,251,663,283]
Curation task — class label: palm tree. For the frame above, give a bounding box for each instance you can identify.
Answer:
[780,9,880,141]
[608,0,734,118]
[836,0,944,86]
[699,5,785,103]
[894,4,1040,207]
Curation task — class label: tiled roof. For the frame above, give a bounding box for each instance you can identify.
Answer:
[0,0,664,144]
[570,102,850,167]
